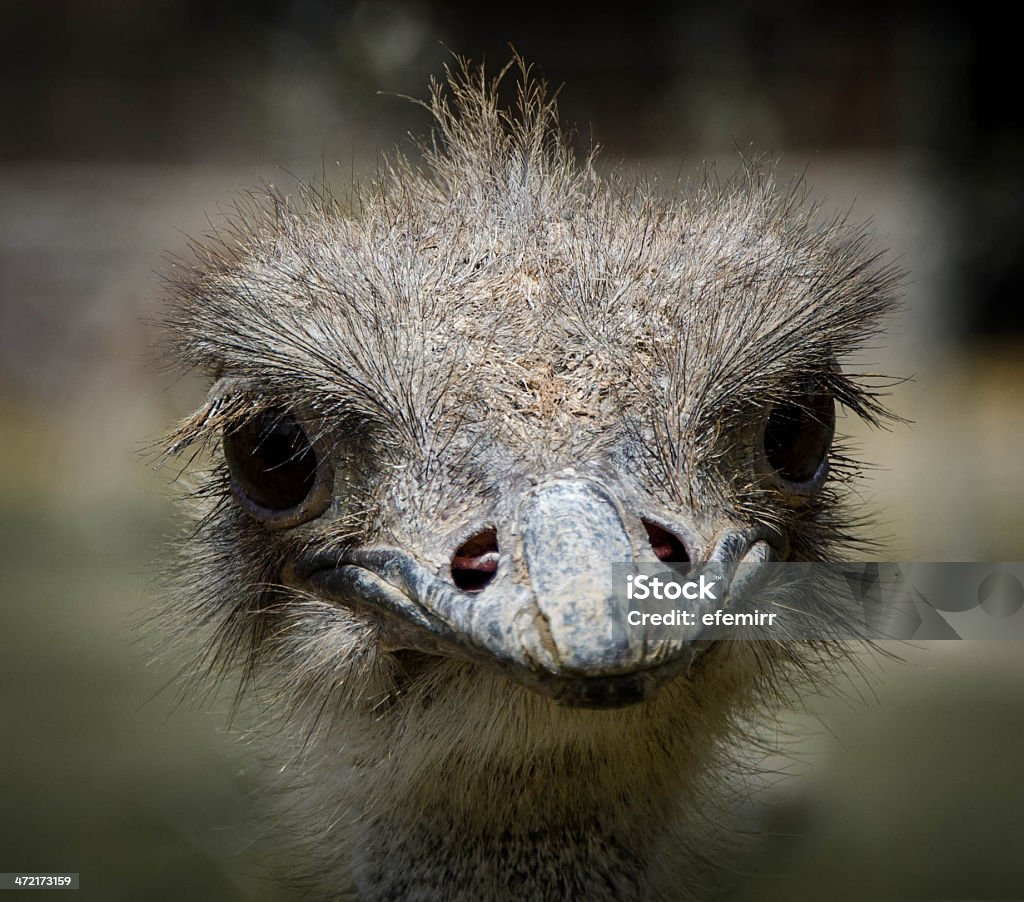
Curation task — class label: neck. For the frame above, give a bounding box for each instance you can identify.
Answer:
[355,791,679,900]
[290,663,742,900]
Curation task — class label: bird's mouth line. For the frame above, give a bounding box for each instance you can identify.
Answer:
[302,561,701,708]
[286,528,784,709]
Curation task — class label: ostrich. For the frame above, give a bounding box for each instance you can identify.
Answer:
[161,60,897,900]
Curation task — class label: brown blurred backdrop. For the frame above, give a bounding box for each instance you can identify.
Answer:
[1,2,1022,899]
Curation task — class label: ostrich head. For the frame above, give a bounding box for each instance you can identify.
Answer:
[162,61,897,899]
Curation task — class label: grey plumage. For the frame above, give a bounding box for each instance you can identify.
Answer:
[161,59,898,899]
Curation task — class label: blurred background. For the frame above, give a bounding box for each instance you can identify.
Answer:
[1,1,1021,899]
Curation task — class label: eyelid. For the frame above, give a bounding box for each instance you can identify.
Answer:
[165,377,262,457]
[204,376,272,417]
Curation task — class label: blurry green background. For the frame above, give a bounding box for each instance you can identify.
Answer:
[1,2,1022,899]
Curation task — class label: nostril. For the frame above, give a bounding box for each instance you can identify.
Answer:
[642,520,690,566]
[451,528,500,593]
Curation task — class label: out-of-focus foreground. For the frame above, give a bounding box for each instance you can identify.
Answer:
[1,4,1021,899]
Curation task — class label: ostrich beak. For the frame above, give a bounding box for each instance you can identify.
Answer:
[290,478,780,708]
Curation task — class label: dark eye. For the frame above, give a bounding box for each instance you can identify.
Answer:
[223,408,329,525]
[761,386,835,486]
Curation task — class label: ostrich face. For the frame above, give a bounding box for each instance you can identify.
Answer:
[164,65,896,716]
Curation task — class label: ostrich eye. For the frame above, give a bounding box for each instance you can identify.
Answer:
[223,408,328,524]
[762,386,835,486]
